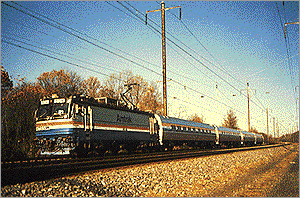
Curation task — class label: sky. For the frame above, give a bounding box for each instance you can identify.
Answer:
[1,1,299,136]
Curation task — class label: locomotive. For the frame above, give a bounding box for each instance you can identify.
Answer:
[35,94,264,155]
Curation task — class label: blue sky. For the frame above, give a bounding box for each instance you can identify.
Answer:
[1,1,299,136]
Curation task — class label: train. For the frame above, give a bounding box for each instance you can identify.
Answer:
[35,94,264,155]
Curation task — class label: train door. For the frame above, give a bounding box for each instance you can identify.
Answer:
[149,117,160,142]
[84,106,93,141]
[215,126,219,145]
[240,131,244,145]
[154,114,163,145]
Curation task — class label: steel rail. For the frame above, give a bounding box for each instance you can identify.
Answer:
[1,143,288,186]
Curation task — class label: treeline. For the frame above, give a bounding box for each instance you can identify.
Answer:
[1,67,163,160]
[1,66,278,160]
[278,131,299,143]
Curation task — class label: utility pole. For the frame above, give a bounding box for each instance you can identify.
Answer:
[266,108,269,143]
[276,120,279,141]
[240,81,255,132]
[146,1,181,116]
[247,82,250,132]
[273,117,276,141]
[284,21,299,38]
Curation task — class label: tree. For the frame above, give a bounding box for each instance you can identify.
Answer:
[82,76,102,98]
[1,66,13,97]
[100,70,130,99]
[222,110,239,129]
[1,79,41,160]
[37,69,83,98]
[138,81,163,114]
[188,113,204,123]
[101,70,163,113]
[249,126,258,133]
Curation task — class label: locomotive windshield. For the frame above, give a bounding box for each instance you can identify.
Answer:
[36,99,69,121]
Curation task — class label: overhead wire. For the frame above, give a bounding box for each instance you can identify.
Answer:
[2,1,163,77]
[274,1,299,130]
[135,2,266,110]
[164,1,245,87]
[160,1,298,131]
[3,1,296,132]
[1,16,140,76]
[275,1,297,100]
[2,40,123,82]
[118,1,267,115]
[2,35,120,75]
[114,1,251,114]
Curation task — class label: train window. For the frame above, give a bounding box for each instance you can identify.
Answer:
[171,125,176,131]
[177,126,181,131]
[183,127,186,131]
[209,130,211,133]
[187,127,191,132]
[192,128,195,132]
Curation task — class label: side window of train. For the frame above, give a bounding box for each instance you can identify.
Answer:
[74,104,84,118]
[154,122,159,132]
[171,125,176,131]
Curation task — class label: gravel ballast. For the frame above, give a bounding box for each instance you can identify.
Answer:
[1,144,297,197]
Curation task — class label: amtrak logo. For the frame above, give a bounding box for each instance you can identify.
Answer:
[116,114,132,123]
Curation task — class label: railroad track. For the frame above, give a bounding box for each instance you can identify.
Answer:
[1,143,287,186]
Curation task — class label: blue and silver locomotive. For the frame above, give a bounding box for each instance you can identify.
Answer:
[35,94,264,155]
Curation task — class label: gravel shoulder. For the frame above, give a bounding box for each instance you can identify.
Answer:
[209,143,299,197]
[1,144,298,197]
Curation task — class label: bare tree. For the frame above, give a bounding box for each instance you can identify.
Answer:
[188,113,204,123]
[101,70,163,113]
[82,76,101,98]
[37,69,83,98]
[138,81,163,114]
[222,110,239,129]
[250,126,258,133]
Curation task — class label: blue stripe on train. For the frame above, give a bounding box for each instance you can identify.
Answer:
[36,128,74,136]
